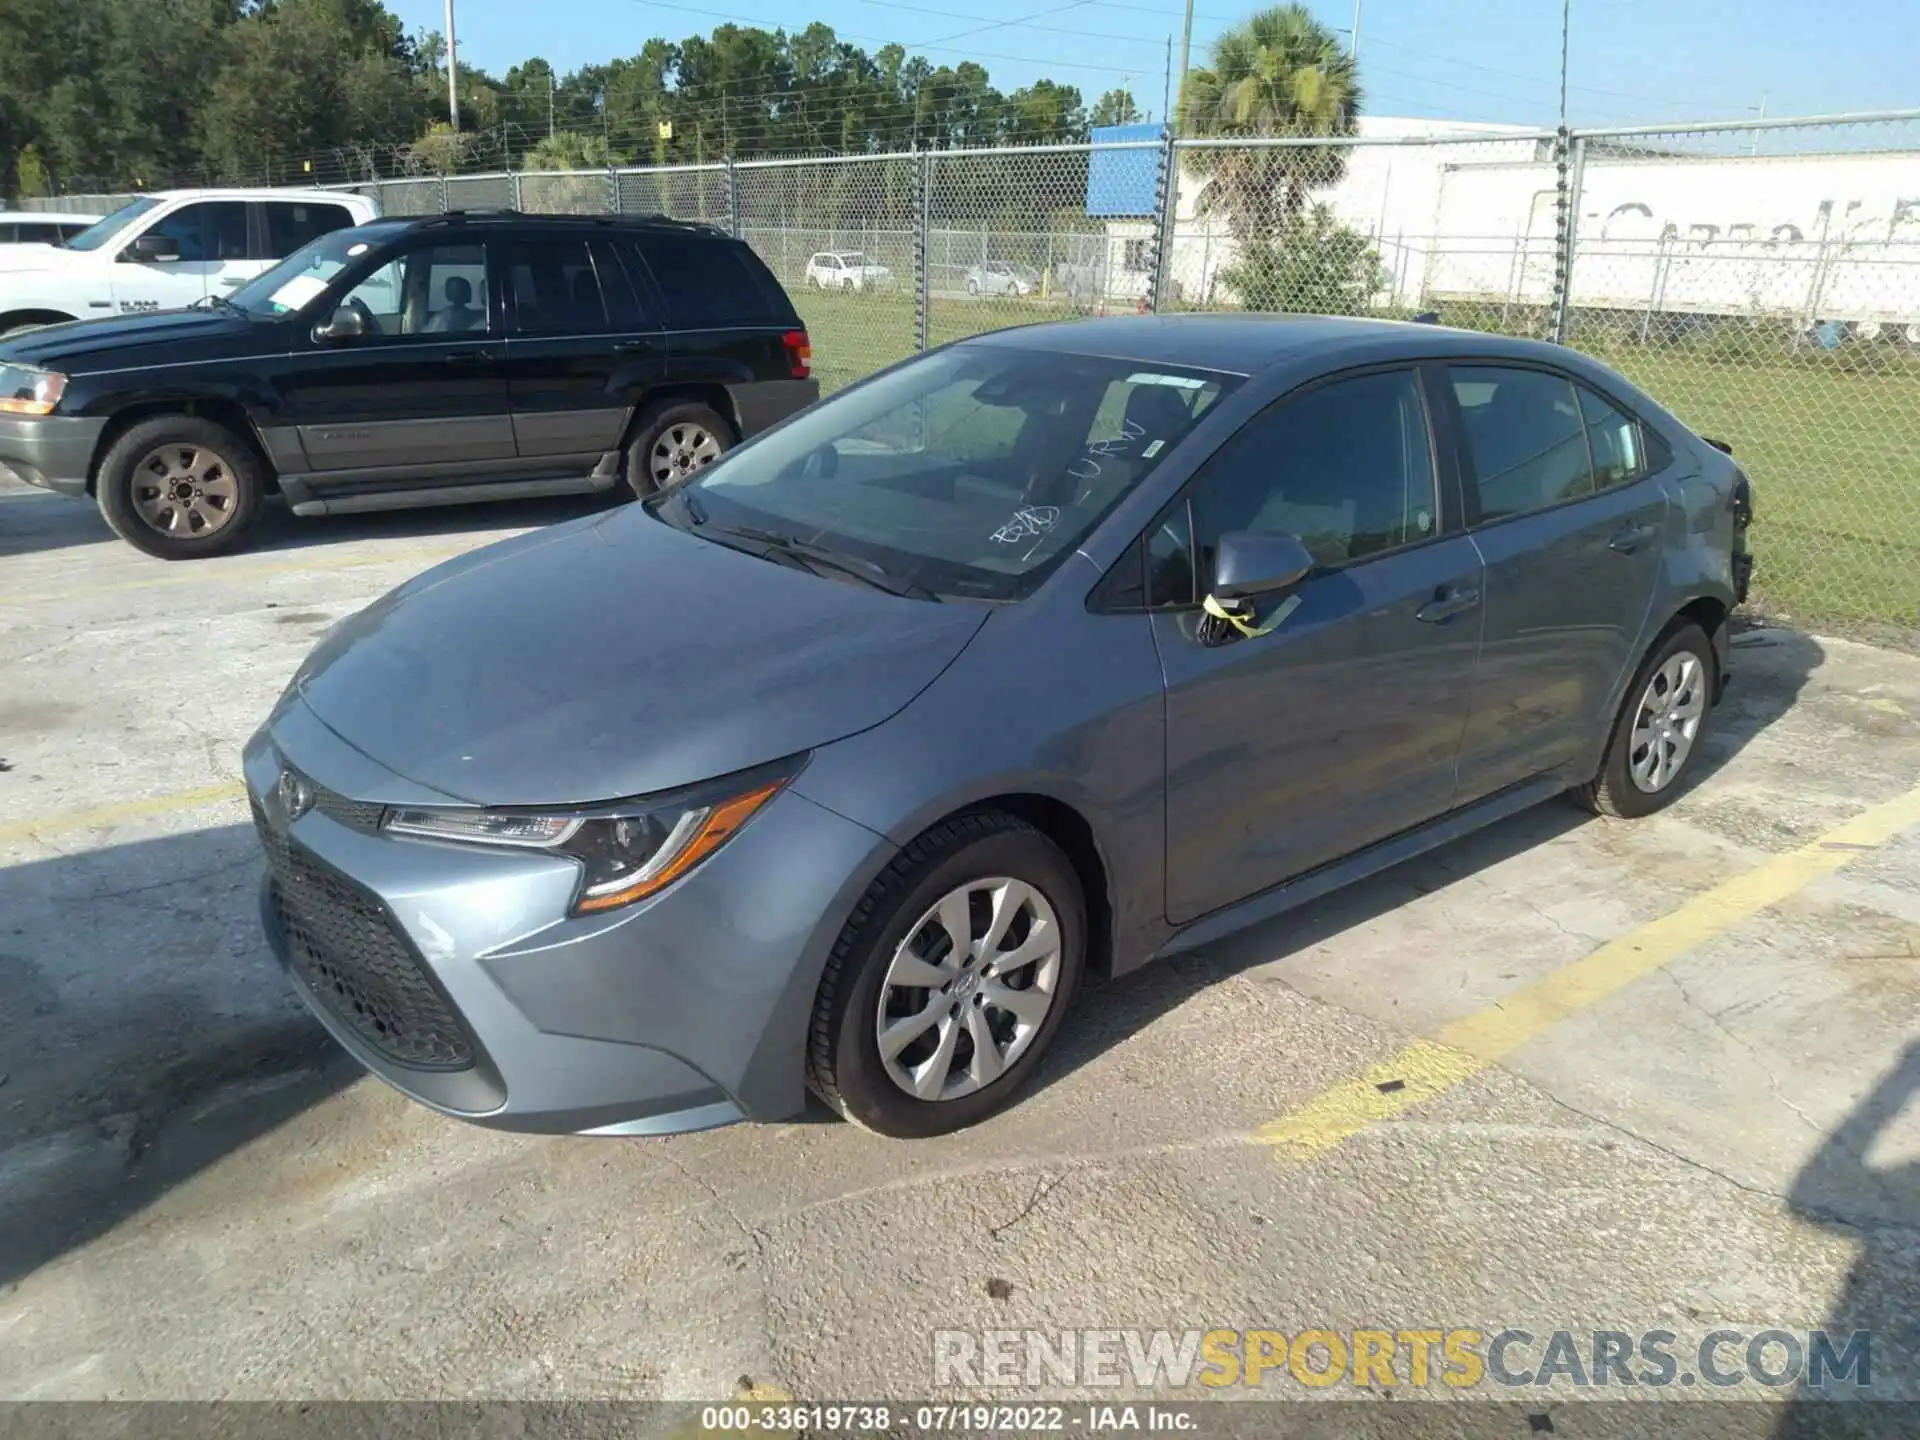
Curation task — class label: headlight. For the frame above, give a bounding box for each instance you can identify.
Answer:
[380,758,801,914]
[0,367,68,416]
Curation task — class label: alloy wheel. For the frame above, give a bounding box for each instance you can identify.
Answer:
[131,444,241,538]
[875,877,1063,1102]
[1629,651,1706,793]
[648,423,722,488]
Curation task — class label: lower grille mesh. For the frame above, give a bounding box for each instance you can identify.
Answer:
[255,802,476,1071]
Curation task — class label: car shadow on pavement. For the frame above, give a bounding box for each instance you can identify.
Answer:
[0,822,355,1288]
[0,486,118,559]
[1775,1042,1920,1438]
[1035,620,1824,1104]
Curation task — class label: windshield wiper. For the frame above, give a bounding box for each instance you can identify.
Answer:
[701,516,939,602]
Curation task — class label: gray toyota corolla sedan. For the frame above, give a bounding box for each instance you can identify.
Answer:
[246,314,1754,1139]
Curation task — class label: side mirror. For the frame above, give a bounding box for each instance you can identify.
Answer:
[124,233,181,264]
[312,306,368,344]
[1211,530,1315,603]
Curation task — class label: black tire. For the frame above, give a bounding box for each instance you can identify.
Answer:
[1576,621,1716,819]
[622,398,735,500]
[807,811,1086,1138]
[95,414,265,560]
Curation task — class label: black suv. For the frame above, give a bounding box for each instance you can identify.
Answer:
[0,212,817,557]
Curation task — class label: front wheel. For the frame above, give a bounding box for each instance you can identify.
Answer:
[624,398,734,499]
[1576,621,1715,818]
[95,414,264,559]
[807,812,1085,1137]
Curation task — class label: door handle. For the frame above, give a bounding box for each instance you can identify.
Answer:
[1415,585,1481,624]
[444,350,496,367]
[1609,523,1656,554]
[614,340,659,354]
[219,276,246,287]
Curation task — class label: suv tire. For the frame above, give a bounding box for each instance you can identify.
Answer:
[95,414,265,560]
[807,811,1085,1138]
[624,398,735,499]
[1577,621,1716,818]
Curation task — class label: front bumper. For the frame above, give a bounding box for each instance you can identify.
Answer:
[0,414,103,496]
[244,699,891,1135]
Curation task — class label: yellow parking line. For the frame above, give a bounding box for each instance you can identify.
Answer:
[0,544,475,608]
[0,781,247,845]
[1254,782,1920,1161]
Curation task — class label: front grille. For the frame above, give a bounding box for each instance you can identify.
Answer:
[254,801,476,1071]
[312,784,386,832]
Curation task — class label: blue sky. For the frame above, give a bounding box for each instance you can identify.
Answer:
[390,0,1918,130]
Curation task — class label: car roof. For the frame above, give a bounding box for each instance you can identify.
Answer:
[965,313,1601,377]
[389,209,733,239]
[0,211,100,224]
[147,187,370,206]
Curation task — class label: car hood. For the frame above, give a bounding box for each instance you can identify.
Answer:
[0,308,261,367]
[0,244,89,275]
[292,506,990,807]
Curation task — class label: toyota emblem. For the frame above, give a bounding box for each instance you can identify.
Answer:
[276,768,316,825]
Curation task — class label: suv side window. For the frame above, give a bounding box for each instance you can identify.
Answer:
[139,201,249,263]
[335,242,488,338]
[631,234,771,328]
[504,236,608,334]
[1188,368,1439,580]
[1578,384,1647,489]
[263,201,356,258]
[1452,366,1595,521]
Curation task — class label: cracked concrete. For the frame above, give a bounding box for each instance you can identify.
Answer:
[2,471,1919,1413]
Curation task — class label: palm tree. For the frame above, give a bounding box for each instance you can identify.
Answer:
[1177,5,1360,240]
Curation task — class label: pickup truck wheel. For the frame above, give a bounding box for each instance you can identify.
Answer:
[95,415,263,560]
[624,399,734,499]
[1577,621,1715,819]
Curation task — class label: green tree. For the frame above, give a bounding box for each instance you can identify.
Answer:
[1176,3,1360,239]
[1215,203,1386,312]
[1089,88,1142,128]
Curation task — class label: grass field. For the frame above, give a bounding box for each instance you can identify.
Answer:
[793,289,1920,633]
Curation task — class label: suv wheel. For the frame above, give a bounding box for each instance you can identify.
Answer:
[95,414,264,559]
[1577,621,1715,818]
[807,811,1085,1138]
[624,399,735,498]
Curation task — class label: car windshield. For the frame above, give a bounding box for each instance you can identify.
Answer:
[225,226,392,315]
[61,196,161,252]
[668,344,1236,602]
[838,253,870,266]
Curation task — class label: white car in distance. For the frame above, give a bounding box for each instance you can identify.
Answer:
[0,212,104,248]
[804,251,893,292]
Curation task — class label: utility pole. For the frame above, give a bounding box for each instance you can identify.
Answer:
[549,72,556,140]
[444,0,460,134]
[1751,90,1768,155]
[1176,0,1194,133]
[1349,0,1361,59]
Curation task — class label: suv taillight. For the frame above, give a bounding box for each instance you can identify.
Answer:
[783,330,812,380]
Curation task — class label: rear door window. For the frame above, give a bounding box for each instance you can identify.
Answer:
[262,201,357,259]
[1451,366,1595,522]
[504,236,608,335]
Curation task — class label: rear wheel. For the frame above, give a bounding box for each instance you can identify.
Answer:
[1577,621,1715,818]
[807,812,1085,1137]
[95,414,264,559]
[623,398,734,499]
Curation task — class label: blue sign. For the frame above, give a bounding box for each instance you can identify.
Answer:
[1087,123,1165,217]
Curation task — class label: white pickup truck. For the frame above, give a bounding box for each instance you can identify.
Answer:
[0,188,380,338]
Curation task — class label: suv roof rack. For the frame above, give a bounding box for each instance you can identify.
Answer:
[414,209,730,237]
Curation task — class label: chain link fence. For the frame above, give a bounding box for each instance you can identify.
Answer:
[22,113,1920,632]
